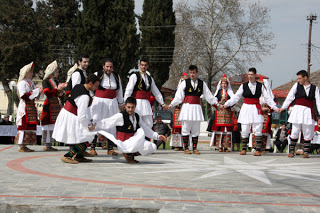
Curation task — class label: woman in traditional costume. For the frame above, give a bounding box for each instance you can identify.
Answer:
[16,62,42,152]
[40,60,67,151]
[210,74,235,152]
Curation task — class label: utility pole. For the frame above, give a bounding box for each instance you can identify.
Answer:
[307,14,317,76]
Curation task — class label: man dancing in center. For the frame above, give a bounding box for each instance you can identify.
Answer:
[221,68,279,156]
[168,65,218,154]
[97,97,166,163]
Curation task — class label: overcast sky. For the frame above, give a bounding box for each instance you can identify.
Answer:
[135,0,320,88]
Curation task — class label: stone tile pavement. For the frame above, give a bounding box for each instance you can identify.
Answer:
[1,145,320,212]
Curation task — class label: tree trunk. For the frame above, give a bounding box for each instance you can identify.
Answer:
[1,79,13,115]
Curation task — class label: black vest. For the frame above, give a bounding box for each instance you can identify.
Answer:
[96,70,120,90]
[65,69,86,92]
[242,81,262,98]
[67,84,92,107]
[295,82,316,100]
[133,72,152,92]
[42,78,59,90]
[215,89,230,101]
[184,78,203,96]
[116,110,140,133]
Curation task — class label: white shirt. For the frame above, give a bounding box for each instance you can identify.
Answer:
[282,82,320,113]
[94,72,124,104]
[225,81,277,110]
[71,70,87,88]
[170,79,218,107]
[124,71,164,105]
[75,95,90,129]
[98,112,159,140]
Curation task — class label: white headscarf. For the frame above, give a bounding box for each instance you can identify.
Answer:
[260,78,274,105]
[18,62,34,82]
[66,63,78,82]
[213,76,233,97]
[263,79,274,99]
[43,60,58,80]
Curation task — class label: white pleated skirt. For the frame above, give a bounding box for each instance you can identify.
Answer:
[90,97,119,121]
[52,109,95,144]
[178,103,204,121]
[238,103,264,124]
[288,105,316,125]
[134,99,153,116]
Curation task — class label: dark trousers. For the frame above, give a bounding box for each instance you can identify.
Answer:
[274,139,288,153]
[154,140,165,149]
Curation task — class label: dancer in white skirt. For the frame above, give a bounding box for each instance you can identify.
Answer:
[221,68,279,156]
[248,77,274,153]
[97,97,166,163]
[168,65,218,155]
[16,62,42,152]
[124,58,168,128]
[53,74,100,164]
[280,70,320,158]
[89,58,124,156]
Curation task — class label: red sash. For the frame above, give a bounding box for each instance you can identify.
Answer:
[64,101,77,115]
[244,98,262,115]
[183,96,200,104]
[296,98,316,121]
[132,91,151,99]
[95,89,117,99]
[116,131,135,141]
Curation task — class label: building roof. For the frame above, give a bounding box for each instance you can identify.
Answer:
[272,90,290,98]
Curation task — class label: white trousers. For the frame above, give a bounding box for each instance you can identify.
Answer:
[241,123,263,138]
[181,121,201,137]
[141,115,153,129]
[290,123,314,141]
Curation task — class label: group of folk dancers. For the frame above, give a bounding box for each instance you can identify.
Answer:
[15,54,320,164]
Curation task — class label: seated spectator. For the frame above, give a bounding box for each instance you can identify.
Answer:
[274,124,288,153]
[153,115,171,149]
[0,114,14,144]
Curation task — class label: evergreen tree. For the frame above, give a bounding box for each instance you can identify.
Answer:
[139,0,176,88]
[0,0,43,114]
[77,0,139,84]
[36,0,80,82]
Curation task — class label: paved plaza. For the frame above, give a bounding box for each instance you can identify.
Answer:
[1,144,320,212]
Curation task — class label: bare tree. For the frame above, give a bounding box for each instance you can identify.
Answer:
[172,0,275,91]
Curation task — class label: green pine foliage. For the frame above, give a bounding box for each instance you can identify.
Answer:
[0,0,43,114]
[36,0,80,82]
[77,0,139,84]
[139,0,176,88]
[0,0,41,79]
